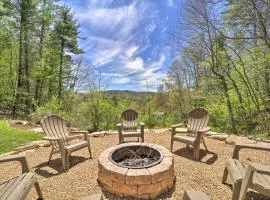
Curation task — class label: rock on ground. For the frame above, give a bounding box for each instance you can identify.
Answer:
[225,135,257,145]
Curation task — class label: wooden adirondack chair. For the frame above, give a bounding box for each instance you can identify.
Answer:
[0,154,43,200]
[222,143,270,200]
[117,109,144,144]
[41,114,92,171]
[170,107,210,160]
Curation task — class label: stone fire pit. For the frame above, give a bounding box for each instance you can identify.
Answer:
[98,142,175,199]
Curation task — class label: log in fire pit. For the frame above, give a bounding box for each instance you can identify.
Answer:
[98,143,175,199]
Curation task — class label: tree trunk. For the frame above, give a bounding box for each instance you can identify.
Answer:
[58,39,64,100]
[220,77,238,134]
[13,2,26,115]
[34,0,46,104]
[24,23,31,114]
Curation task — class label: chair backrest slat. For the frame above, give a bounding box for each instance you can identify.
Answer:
[41,115,69,148]
[121,109,138,132]
[187,108,209,137]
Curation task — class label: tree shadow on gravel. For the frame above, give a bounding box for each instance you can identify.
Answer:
[173,147,218,165]
[34,155,88,178]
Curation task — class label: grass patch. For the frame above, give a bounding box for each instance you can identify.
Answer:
[0,120,42,154]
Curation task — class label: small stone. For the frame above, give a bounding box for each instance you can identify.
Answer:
[105,131,117,135]
[91,131,106,137]
[15,144,38,152]
[209,134,229,141]
[0,150,20,156]
[30,140,50,147]
[28,127,44,133]
[9,120,29,125]
[225,135,256,145]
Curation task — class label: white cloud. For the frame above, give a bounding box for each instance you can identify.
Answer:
[113,77,130,84]
[167,0,174,7]
[126,46,139,58]
[124,57,144,71]
[64,0,168,91]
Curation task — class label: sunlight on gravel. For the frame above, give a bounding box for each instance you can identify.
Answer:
[1,130,270,200]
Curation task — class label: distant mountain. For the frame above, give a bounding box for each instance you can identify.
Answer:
[104,90,156,95]
[103,90,155,102]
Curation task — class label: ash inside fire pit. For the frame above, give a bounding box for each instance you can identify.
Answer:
[109,145,163,169]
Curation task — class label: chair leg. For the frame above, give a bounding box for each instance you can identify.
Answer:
[88,145,92,159]
[239,166,254,200]
[170,140,173,152]
[48,148,54,164]
[65,151,70,170]
[119,136,123,144]
[34,181,43,199]
[202,137,208,151]
[193,145,200,160]
[221,167,228,184]
[141,135,144,143]
[60,149,66,171]
[232,180,242,200]
[137,137,139,142]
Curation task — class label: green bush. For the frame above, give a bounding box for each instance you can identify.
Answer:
[30,96,70,124]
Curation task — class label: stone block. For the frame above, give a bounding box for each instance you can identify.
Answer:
[113,181,137,195]
[98,173,113,188]
[209,134,228,141]
[99,160,127,183]
[225,135,256,145]
[15,144,38,152]
[161,156,174,167]
[161,177,175,192]
[148,163,173,183]
[126,168,151,185]
[138,181,162,195]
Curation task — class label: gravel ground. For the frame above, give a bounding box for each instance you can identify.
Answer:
[1,130,270,200]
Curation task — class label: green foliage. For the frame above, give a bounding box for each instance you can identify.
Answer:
[0,120,42,154]
[30,96,68,123]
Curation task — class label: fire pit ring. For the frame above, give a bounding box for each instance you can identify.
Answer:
[98,142,175,199]
[109,145,164,169]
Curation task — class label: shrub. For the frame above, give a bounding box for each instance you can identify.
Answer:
[30,96,70,124]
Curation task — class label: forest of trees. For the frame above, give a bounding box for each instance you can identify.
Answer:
[0,0,269,137]
[168,0,270,136]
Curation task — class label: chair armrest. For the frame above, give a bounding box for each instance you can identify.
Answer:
[117,123,122,127]
[232,143,270,159]
[172,123,184,128]
[43,136,61,141]
[0,154,30,173]
[248,163,270,175]
[74,131,90,141]
[70,130,88,135]
[197,127,211,133]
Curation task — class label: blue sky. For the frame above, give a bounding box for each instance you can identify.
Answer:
[62,0,182,91]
